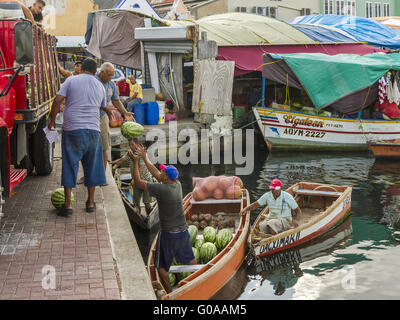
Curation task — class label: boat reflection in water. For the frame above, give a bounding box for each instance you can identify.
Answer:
[369,160,400,229]
[246,216,353,297]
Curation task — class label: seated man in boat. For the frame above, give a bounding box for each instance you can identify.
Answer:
[108,138,153,217]
[240,179,302,236]
[131,145,196,293]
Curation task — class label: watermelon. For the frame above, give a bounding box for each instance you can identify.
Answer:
[203,226,217,243]
[188,225,198,246]
[192,247,199,262]
[51,188,74,209]
[215,229,233,251]
[120,121,144,139]
[200,242,217,263]
[169,273,176,287]
[176,272,191,282]
[194,238,204,251]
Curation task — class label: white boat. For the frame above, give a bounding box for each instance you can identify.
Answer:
[253,107,400,152]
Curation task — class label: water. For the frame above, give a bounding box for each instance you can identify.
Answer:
[131,146,400,300]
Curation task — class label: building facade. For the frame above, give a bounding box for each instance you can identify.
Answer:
[190,0,321,21]
[320,0,400,17]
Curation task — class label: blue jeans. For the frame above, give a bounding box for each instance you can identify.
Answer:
[125,98,143,113]
[61,129,106,187]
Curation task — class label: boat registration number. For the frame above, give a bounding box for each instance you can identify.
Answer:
[283,128,326,138]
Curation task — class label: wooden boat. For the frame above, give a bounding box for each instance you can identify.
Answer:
[114,167,159,230]
[253,107,400,152]
[249,182,352,259]
[368,139,400,158]
[147,189,251,300]
[251,215,353,273]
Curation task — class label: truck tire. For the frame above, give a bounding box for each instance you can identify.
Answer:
[33,116,54,176]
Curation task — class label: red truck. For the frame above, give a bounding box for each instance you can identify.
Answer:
[0,18,60,215]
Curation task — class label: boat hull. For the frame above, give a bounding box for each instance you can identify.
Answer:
[369,139,400,158]
[250,182,352,259]
[253,107,400,152]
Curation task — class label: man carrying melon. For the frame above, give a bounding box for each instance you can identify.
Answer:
[131,145,196,293]
[95,62,135,182]
[240,179,302,236]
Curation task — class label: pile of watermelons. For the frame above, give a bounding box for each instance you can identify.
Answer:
[169,224,233,288]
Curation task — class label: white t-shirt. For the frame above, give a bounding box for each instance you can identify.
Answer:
[257,191,298,220]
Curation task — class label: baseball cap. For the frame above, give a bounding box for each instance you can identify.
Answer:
[270,179,282,190]
[160,164,179,181]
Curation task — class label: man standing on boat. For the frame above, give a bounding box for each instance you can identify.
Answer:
[131,145,196,293]
[240,179,302,235]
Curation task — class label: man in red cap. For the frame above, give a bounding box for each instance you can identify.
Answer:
[131,145,196,294]
[240,178,302,235]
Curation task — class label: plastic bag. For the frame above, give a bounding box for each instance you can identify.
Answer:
[192,176,244,201]
[109,108,124,127]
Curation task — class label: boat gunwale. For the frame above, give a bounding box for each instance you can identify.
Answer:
[147,189,251,300]
[254,107,400,124]
[249,182,352,251]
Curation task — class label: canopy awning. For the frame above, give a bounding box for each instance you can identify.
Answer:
[262,52,400,113]
[218,43,387,77]
[169,12,316,46]
[291,24,358,43]
[290,14,400,49]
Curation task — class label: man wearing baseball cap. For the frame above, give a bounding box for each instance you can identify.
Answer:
[240,178,302,235]
[131,145,196,294]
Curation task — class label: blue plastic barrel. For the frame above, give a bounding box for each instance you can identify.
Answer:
[133,103,146,125]
[146,102,159,125]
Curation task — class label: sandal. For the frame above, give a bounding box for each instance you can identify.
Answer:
[77,177,85,184]
[86,201,96,213]
[58,206,73,217]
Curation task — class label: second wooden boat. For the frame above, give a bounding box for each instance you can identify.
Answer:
[368,139,400,158]
[114,167,159,230]
[249,182,352,259]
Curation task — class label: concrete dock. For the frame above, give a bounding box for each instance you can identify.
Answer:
[0,144,155,300]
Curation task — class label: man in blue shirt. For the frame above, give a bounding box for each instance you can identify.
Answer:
[240,179,302,235]
[95,62,134,179]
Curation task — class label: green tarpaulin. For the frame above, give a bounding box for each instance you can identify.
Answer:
[273,53,400,110]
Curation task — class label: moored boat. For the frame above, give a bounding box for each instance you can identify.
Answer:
[254,52,400,152]
[368,139,400,158]
[147,189,251,300]
[253,107,400,152]
[114,167,159,230]
[249,182,352,259]
[251,215,353,273]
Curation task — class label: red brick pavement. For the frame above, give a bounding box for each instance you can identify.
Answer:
[0,157,121,300]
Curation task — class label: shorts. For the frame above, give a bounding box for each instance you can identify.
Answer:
[100,114,110,152]
[259,217,293,234]
[155,230,195,272]
[61,129,106,188]
[132,186,152,205]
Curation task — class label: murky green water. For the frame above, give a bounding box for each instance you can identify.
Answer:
[132,146,400,300]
